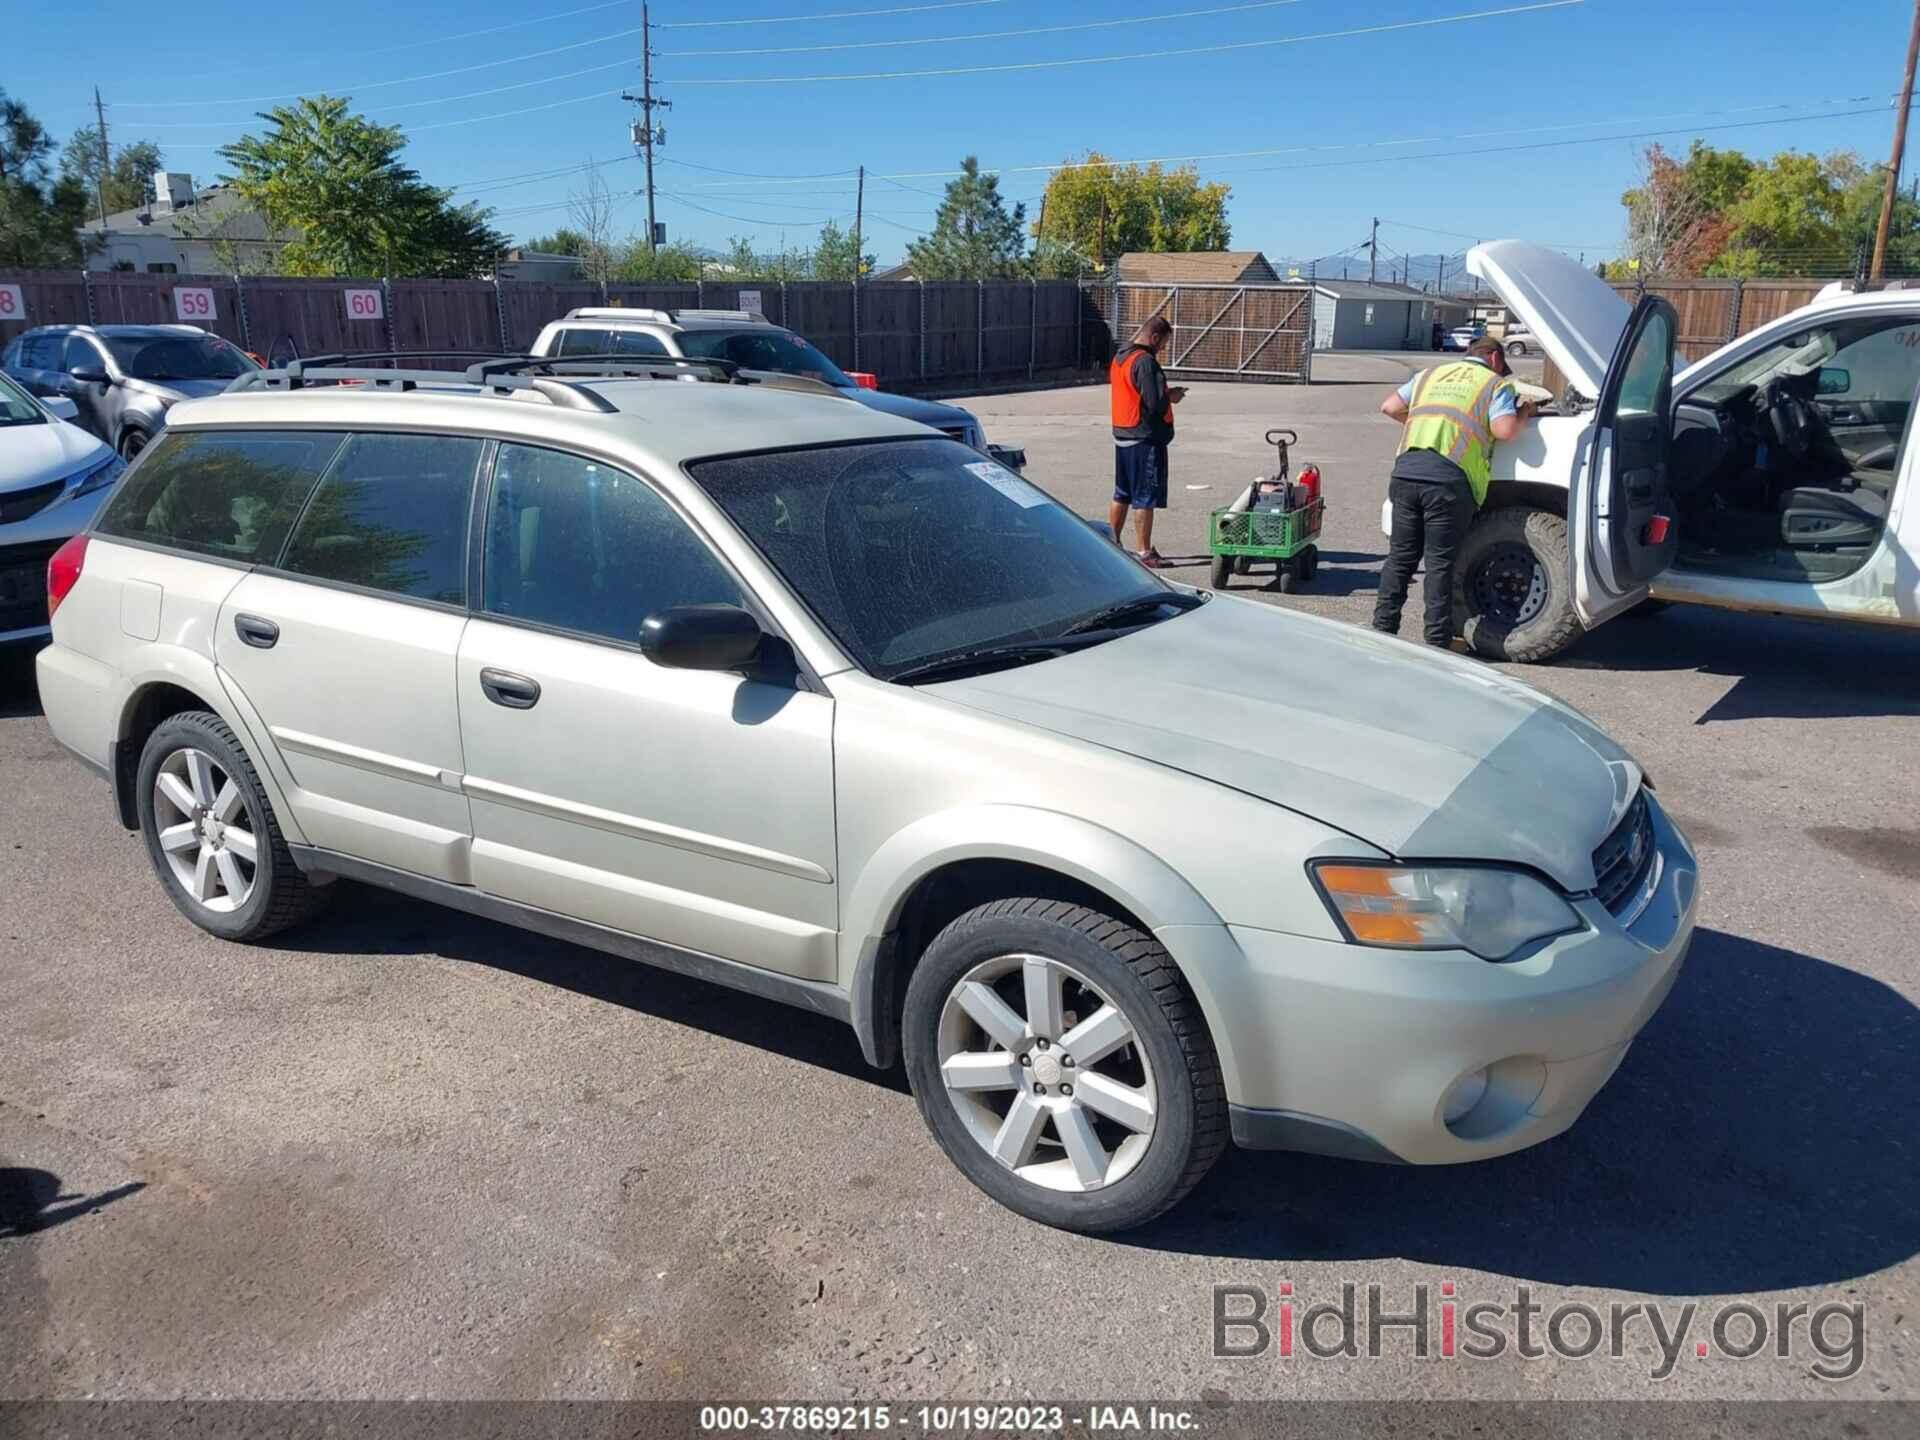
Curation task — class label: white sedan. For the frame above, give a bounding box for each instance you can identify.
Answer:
[1,372,124,647]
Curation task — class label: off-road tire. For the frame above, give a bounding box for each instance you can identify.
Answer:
[903,898,1228,1233]
[136,710,330,942]
[1455,506,1585,663]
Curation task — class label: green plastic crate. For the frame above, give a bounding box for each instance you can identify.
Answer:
[1208,498,1324,558]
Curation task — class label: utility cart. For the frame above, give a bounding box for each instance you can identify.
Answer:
[1208,427,1324,592]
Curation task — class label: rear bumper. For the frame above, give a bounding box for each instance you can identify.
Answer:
[1169,795,1698,1165]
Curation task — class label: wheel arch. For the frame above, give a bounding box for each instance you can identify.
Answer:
[1480,480,1567,518]
[843,807,1226,1069]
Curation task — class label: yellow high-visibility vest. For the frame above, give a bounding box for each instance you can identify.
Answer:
[1398,361,1512,505]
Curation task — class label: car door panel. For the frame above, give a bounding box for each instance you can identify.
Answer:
[1572,294,1679,629]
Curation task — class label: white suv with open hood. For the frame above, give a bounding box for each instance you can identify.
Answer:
[1400,241,1920,662]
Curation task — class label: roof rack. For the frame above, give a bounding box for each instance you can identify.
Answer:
[225,358,618,413]
[673,308,771,324]
[514,352,846,399]
[564,306,672,323]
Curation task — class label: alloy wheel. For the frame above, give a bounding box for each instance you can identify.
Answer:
[152,747,258,914]
[936,952,1157,1193]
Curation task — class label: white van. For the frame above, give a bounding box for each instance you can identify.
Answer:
[1398,242,1920,661]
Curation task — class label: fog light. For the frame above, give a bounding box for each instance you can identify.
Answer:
[1442,1067,1490,1124]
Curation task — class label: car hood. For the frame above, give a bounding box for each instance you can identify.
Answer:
[126,376,233,404]
[0,417,110,492]
[932,597,1642,892]
[1468,240,1630,400]
[844,387,975,432]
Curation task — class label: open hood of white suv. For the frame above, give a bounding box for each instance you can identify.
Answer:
[1468,240,1631,399]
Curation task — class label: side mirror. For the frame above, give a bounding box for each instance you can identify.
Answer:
[639,605,764,671]
[68,364,109,385]
[1815,366,1851,396]
[43,396,79,420]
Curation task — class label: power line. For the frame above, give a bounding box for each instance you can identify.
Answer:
[659,190,850,226]
[670,2,1582,85]
[658,157,859,181]
[658,0,1015,30]
[659,0,1307,57]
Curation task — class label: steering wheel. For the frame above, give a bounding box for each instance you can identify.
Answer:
[1765,379,1813,461]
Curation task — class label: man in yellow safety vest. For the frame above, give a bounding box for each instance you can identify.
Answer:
[1372,335,1534,647]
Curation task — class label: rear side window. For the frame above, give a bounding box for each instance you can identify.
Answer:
[481,442,740,642]
[278,434,482,605]
[21,333,62,369]
[95,430,344,562]
[555,327,667,358]
[555,327,610,356]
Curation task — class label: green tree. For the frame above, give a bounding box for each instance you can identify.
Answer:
[217,95,506,277]
[60,128,164,221]
[905,156,1026,280]
[812,219,873,281]
[523,227,590,255]
[0,90,93,266]
[613,237,704,282]
[1033,152,1231,274]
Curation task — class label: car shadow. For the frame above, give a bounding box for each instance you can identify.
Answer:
[1122,926,1920,1295]
[0,1168,145,1238]
[1555,604,1920,722]
[278,885,907,1094]
[0,647,46,719]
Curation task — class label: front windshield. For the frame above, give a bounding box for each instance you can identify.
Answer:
[688,438,1173,678]
[677,328,853,386]
[102,333,255,382]
[1691,326,1842,403]
[0,372,47,427]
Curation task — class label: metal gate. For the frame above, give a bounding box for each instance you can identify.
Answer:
[1092,281,1315,383]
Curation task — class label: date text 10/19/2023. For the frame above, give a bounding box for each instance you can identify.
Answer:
[697,1405,1203,1432]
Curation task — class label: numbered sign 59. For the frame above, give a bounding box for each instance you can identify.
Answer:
[173,287,216,322]
[344,288,385,321]
[0,284,26,321]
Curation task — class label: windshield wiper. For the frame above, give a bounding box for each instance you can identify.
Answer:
[887,641,1080,686]
[1061,590,1205,637]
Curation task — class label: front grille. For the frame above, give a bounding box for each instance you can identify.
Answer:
[0,478,65,526]
[1591,789,1656,915]
[0,538,64,634]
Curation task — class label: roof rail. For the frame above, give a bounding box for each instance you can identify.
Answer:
[563,306,672,323]
[673,308,770,324]
[468,353,743,384]
[225,360,618,413]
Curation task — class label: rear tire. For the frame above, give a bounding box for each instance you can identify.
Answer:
[1454,507,1584,663]
[903,898,1227,1233]
[1210,554,1232,589]
[136,710,330,942]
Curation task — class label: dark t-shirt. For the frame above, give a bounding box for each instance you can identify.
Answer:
[1390,446,1471,490]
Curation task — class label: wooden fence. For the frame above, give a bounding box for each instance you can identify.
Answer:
[0,270,1107,393]
[1539,277,1831,399]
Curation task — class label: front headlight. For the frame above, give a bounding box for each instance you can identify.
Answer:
[1311,862,1581,962]
[68,453,126,498]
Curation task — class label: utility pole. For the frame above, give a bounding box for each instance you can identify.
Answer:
[91,87,111,226]
[1368,216,1379,282]
[1872,0,1920,283]
[853,165,865,281]
[1436,254,1446,293]
[622,2,671,254]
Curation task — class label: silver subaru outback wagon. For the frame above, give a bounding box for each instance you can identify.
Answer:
[35,359,1697,1232]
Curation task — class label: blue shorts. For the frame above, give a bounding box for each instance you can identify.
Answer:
[1113,443,1169,508]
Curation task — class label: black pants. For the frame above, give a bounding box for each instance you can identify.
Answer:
[1373,474,1474,646]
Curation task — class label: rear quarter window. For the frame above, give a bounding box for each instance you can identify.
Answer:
[94,430,344,563]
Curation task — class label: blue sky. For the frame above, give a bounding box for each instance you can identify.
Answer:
[6,0,1909,277]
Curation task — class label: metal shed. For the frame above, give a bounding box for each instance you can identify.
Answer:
[1310,280,1436,350]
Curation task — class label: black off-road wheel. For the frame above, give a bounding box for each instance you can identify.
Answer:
[1454,507,1585,663]
[903,898,1228,1233]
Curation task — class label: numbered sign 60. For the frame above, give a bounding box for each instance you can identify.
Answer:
[0,284,25,321]
[344,288,385,321]
[173,287,216,321]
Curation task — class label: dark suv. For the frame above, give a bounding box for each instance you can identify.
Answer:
[1,324,258,460]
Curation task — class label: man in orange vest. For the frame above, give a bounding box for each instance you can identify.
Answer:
[1109,317,1186,567]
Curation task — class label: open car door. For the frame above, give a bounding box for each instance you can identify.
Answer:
[1572,293,1680,629]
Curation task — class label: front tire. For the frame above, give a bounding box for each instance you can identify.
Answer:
[118,428,150,461]
[903,898,1227,1233]
[1454,506,1584,663]
[137,711,329,942]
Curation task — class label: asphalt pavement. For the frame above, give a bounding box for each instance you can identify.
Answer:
[2,357,1916,1407]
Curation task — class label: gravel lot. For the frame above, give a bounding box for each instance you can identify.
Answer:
[2,356,1916,1406]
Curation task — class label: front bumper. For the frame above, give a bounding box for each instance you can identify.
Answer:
[1169,794,1698,1165]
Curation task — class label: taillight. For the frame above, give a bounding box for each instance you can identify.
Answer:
[47,534,88,621]
[846,371,880,390]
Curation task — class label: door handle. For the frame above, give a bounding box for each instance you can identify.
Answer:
[479,667,541,709]
[233,613,279,649]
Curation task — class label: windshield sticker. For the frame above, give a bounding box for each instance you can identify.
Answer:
[966,461,1046,508]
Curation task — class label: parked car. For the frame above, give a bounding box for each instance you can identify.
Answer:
[0,371,123,647]
[1387,240,1920,662]
[36,356,1695,1232]
[1502,321,1538,358]
[1441,322,1487,351]
[1,324,259,461]
[529,307,1025,470]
